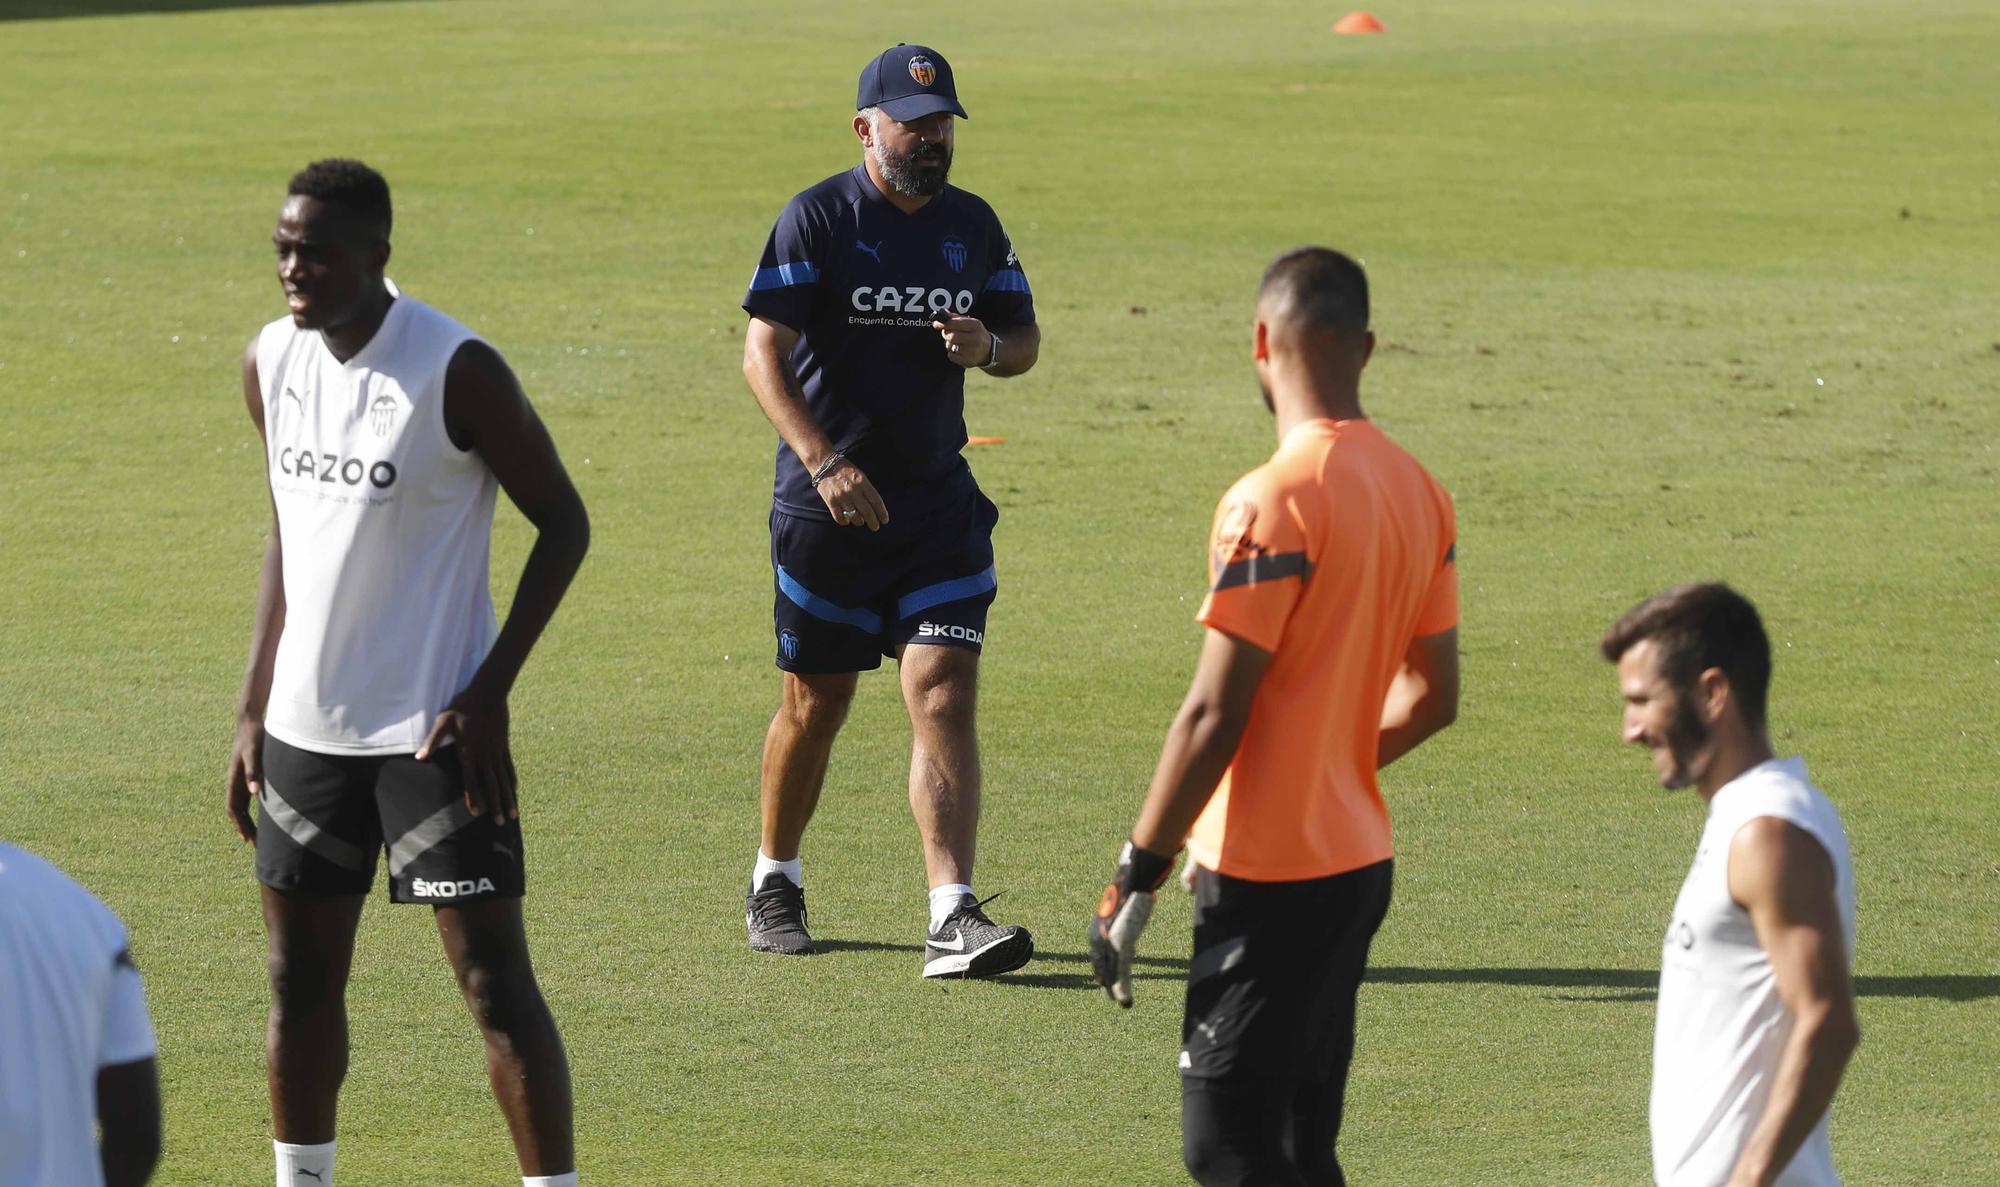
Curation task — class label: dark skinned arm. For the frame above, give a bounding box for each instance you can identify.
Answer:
[1129,628,1274,857]
[1376,627,1459,769]
[416,338,590,824]
[1724,817,1860,1187]
[96,1056,162,1186]
[226,338,285,842]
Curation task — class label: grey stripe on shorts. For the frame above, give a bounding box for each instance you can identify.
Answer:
[386,800,478,877]
[260,781,368,871]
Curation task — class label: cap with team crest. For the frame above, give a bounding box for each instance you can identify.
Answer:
[857,44,968,121]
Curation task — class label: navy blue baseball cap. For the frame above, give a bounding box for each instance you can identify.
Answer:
[857,44,968,121]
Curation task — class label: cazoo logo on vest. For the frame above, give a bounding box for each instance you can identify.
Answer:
[851,285,975,315]
[277,445,398,489]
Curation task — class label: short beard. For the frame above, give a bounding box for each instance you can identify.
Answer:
[1659,690,1710,789]
[873,140,951,197]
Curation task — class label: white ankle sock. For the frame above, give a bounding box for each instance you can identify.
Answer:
[275,1139,334,1186]
[524,1174,578,1187]
[929,883,975,931]
[753,851,802,888]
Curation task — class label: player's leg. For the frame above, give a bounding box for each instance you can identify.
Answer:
[887,492,1026,977]
[752,508,885,954]
[254,735,382,1182]
[261,886,366,1144]
[897,642,981,888]
[1180,868,1326,1182]
[1181,1077,1308,1187]
[373,746,571,1173]
[1289,859,1395,1184]
[759,669,860,864]
[434,898,575,1177]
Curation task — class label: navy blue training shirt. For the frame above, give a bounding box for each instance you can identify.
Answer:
[743,165,1036,517]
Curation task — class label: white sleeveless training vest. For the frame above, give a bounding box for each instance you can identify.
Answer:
[1650,757,1855,1186]
[255,281,499,756]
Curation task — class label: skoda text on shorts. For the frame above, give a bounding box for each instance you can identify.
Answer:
[227,159,589,1187]
[1088,249,1461,1185]
[738,44,1043,978]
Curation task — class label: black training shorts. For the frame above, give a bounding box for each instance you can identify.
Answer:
[255,734,525,905]
[1180,859,1393,1082]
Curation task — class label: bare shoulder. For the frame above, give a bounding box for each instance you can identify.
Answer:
[1728,815,1835,912]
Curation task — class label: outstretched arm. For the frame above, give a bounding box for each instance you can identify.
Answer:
[227,338,285,842]
[423,339,591,823]
[1724,817,1859,1186]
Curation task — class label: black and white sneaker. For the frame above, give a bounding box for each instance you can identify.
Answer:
[923,892,1034,978]
[746,873,813,956]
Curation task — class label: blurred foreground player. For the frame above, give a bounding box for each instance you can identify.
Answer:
[226,159,587,1186]
[1603,584,1857,1186]
[1089,248,1460,1184]
[0,842,160,1186]
[740,45,1041,976]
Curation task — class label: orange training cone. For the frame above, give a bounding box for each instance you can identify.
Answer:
[1332,11,1385,34]
[967,436,1005,446]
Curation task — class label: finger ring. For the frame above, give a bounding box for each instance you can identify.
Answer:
[950,344,961,353]
[842,508,859,520]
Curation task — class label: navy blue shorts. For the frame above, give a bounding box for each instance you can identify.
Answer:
[770,490,999,674]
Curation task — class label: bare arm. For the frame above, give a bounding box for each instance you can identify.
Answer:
[1725,817,1860,1187]
[742,315,888,530]
[96,1056,162,1187]
[420,339,591,823]
[1377,627,1459,769]
[226,339,284,842]
[1129,628,1274,856]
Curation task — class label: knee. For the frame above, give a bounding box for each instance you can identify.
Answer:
[266,945,339,1018]
[906,673,976,732]
[456,960,543,1037]
[780,674,855,738]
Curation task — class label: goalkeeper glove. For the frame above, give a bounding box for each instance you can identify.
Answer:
[1088,839,1174,1007]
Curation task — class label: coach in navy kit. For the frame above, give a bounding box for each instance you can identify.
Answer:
[739,44,1042,978]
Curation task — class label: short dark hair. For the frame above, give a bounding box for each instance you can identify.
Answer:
[1258,247,1369,337]
[1601,582,1772,727]
[288,158,391,240]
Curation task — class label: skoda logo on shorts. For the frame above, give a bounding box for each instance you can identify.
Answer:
[779,629,800,661]
[941,237,967,273]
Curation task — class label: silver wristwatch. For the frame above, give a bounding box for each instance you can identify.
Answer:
[980,331,1003,372]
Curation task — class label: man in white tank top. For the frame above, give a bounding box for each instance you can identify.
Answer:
[1601,584,1858,1186]
[224,160,589,1187]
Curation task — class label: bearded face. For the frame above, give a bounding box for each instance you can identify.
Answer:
[874,136,952,197]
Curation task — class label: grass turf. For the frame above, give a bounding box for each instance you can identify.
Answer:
[1,0,1995,1182]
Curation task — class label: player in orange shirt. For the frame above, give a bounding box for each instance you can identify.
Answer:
[1088,248,1461,1185]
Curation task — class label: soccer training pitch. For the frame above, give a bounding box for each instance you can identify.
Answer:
[1,1,1994,1182]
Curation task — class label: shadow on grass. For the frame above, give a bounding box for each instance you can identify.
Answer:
[812,939,1187,991]
[1369,967,1998,1004]
[3,0,423,21]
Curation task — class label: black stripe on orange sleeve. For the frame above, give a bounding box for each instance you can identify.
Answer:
[1211,551,1312,592]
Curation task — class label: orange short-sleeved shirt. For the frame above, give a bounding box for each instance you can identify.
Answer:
[1187,418,1457,882]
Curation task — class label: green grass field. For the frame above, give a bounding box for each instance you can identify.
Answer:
[3,0,1996,1182]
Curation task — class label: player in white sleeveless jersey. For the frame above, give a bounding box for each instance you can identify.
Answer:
[1602,584,1859,1187]
[224,160,589,1187]
[0,842,161,1186]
